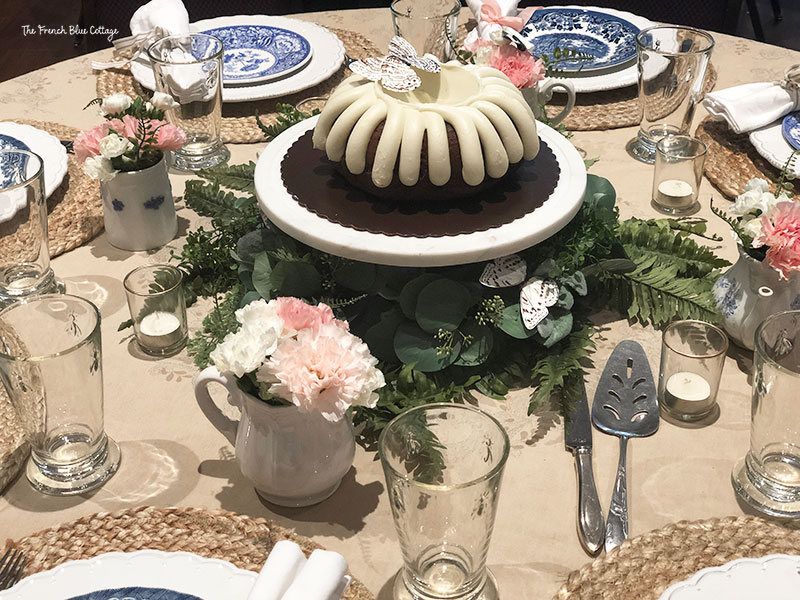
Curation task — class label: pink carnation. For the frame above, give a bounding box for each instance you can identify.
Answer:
[257,323,384,422]
[155,124,186,151]
[488,44,546,89]
[73,119,122,163]
[274,297,348,333]
[758,201,800,279]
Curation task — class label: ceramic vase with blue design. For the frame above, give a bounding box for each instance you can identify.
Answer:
[713,245,800,350]
[100,156,176,251]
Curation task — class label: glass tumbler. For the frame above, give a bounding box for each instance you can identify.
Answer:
[628,26,715,164]
[658,320,728,422]
[379,403,509,600]
[123,264,187,357]
[148,33,230,171]
[652,135,707,215]
[390,0,461,62]
[733,310,800,517]
[0,294,120,495]
[0,150,58,305]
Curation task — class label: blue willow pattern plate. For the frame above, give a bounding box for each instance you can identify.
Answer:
[782,111,800,151]
[0,134,31,189]
[520,8,640,72]
[201,25,312,84]
[68,587,202,600]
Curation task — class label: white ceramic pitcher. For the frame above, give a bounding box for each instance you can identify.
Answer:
[522,78,576,127]
[194,366,356,507]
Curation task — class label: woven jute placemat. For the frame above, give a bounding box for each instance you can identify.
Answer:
[4,120,103,260]
[0,387,27,494]
[9,505,375,599]
[547,64,718,131]
[696,117,783,199]
[96,28,381,144]
[554,515,800,600]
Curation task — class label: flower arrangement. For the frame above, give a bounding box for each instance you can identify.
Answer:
[713,177,800,279]
[208,296,385,423]
[74,93,185,182]
[462,36,545,89]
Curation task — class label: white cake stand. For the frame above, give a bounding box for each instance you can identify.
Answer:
[254,116,587,267]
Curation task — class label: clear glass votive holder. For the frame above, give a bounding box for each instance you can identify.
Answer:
[379,403,509,600]
[147,33,230,171]
[652,135,707,215]
[0,150,59,305]
[123,264,187,357]
[733,310,800,517]
[628,26,714,164]
[0,294,120,495]
[390,0,461,62]
[658,320,728,422]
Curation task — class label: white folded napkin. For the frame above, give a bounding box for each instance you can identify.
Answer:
[280,549,351,600]
[703,64,800,134]
[92,0,190,70]
[247,540,307,600]
[466,0,536,38]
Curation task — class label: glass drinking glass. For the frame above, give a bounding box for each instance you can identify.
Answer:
[0,150,58,305]
[390,0,461,62]
[733,310,800,517]
[658,320,728,422]
[628,26,715,164]
[652,135,707,215]
[379,403,509,600]
[123,264,188,357]
[148,33,230,171]
[0,294,120,495]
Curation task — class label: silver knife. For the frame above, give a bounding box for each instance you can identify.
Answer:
[565,378,604,555]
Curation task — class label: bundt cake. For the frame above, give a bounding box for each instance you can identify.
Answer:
[311,61,540,201]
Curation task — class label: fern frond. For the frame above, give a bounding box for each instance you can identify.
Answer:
[256,104,319,142]
[197,162,256,194]
[710,200,755,248]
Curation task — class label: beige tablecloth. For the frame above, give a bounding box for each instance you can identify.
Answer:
[0,8,798,599]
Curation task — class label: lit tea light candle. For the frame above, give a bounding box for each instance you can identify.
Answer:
[137,311,184,352]
[666,372,711,403]
[656,179,694,208]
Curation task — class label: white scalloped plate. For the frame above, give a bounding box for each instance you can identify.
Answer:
[0,122,69,198]
[132,16,345,103]
[659,554,800,600]
[749,120,800,177]
[0,550,257,600]
[541,5,656,94]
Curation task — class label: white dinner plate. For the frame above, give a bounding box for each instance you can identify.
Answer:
[0,550,257,600]
[132,16,345,103]
[255,116,587,268]
[749,120,800,177]
[0,122,69,199]
[659,554,800,600]
[541,6,656,94]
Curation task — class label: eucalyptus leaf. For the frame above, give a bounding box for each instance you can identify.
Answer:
[252,252,273,299]
[334,260,377,292]
[394,322,461,372]
[399,274,439,319]
[562,271,587,295]
[533,258,558,277]
[270,260,321,297]
[239,291,261,308]
[557,287,574,310]
[415,279,473,333]
[499,304,536,339]
[454,322,494,366]
[364,307,406,362]
[542,312,573,348]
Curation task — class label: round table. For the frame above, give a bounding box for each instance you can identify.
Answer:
[0,8,798,599]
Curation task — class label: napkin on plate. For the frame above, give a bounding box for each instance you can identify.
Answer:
[91,0,190,70]
[247,542,351,600]
[466,0,536,38]
[702,64,800,134]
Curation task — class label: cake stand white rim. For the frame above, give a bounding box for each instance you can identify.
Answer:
[254,115,587,268]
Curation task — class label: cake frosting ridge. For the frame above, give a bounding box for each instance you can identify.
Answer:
[311,61,539,191]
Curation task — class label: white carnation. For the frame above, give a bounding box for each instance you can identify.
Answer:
[82,156,118,182]
[743,178,770,194]
[742,216,765,245]
[729,188,763,216]
[150,92,179,111]
[100,93,132,115]
[98,133,132,159]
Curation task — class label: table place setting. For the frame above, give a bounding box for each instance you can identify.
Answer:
[3,1,800,600]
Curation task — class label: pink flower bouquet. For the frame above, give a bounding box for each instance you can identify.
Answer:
[209,297,385,422]
[463,37,545,89]
[74,93,186,181]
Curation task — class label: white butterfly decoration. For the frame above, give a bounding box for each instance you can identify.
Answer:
[520,277,559,330]
[479,255,527,288]
[348,36,440,92]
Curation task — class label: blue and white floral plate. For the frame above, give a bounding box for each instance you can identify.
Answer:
[0,550,257,600]
[659,554,800,600]
[782,111,800,151]
[521,7,640,73]
[200,24,312,85]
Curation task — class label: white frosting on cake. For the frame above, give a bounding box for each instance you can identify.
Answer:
[312,62,539,189]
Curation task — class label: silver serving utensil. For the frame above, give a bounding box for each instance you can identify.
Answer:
[565,378,604,555]
[591,340,659,553]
